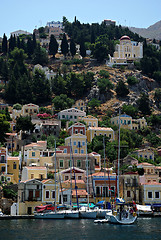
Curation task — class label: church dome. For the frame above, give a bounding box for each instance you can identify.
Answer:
[120,35,130,41]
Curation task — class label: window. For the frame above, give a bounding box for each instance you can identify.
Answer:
[155,192,159,199]
[75,130,78,134]
[45,190,50,199]
[82,141,85,146]
[124,120,126,125]
[31,174,34,179]
[77,160,81,168]
[73,141,76,146]
[68,160,72,168]
[103,187,108,197]
[52,191,55,199]
[1,155,5,163]
[74,149,78,154]
[148,191,152,198]
[64,149,67,153]
[78,176,82,180]
[13,163,17,169]
[93,123,96,127]
[80,130,83,134]
[1,166,5,172]
[60,160,64,168]
[89,122,91,127]
[63,195,67,203]
[32,152,35,157]
[128,120,131,124]
[109,134,111,139]
[96,186,100,196]
[81,150,84,154]
[127,191,131,197]
[65,176,69,181]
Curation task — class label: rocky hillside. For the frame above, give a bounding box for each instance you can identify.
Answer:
[130,20,161,40]
[79,62,161,116]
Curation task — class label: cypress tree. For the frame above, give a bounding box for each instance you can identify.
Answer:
[61,33,68,58]
[80,40,86,58]
[33,32,37,50]
[27,38,34,58]
[2,34,8,54]
[49,34,58,58]
[17,36,21,49]
[70,39,76,57]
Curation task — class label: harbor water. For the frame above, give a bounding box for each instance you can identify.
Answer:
[0,217,161,240]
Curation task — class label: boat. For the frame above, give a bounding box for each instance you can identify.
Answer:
[106,111,137,225]
[34,141,64,219]
[79,206,97,219]
[79,141,97,219]
[63,209,79,219]
[136,204,153,217]
[107,211,137,225]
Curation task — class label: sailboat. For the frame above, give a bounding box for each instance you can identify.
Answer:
[63,141,79,219]
[106,110,137,225]
[96,137,112,218]
[34,141,64,219]
[79,140,97,219]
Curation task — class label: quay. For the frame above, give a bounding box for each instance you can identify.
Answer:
[0,215,35,220]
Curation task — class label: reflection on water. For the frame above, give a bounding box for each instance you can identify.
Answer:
[0,218,161,240]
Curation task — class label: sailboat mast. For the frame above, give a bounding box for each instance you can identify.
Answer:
[103,137,106,204]
[86,139,89,207]
[54,140,57,213]
[70,140,72,207]
[117,108,121,198]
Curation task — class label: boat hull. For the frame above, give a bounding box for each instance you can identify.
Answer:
[34,212,64,219]
[109,214,137,225]
[97,209,112,218]
[64,210,79,219]
[79,210,97,219]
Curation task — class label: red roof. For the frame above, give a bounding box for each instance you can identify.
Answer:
[120,35,130,41]
[72,189,88,196]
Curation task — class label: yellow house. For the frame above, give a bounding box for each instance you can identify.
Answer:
[18,179,43,215]
[7,156,20,183]
[21,166,47,181]
[17,178,60,215]
[89,152,101,168]
[82,115,98,127]
[0,147,20,184]
[72,99,87,111]
[140,182,161,205]
[12,103,39,119]
[134,148,154,161]
[111,114,133,130]
[132,117,147,130]
[42,179,59,204]
[86,127,114,142]
[65,133,87,154]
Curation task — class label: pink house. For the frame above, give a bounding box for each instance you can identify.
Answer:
[68,122,86,136]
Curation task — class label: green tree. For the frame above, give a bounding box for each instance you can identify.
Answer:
[137,93,151,115]
[16,116,35,132]
[116,80,129,97]
[70,39,76,57]
[80,40,86,58]
[32,69,51,104]
[0,114,10,143]
[88,98,101,109]
[91,42,108,62]
[49,34,58,58]
[61,33,69,58]
[97,78,113,94]
[52,94,74,111]
[32,44,48,65]
[2,34,8,54]
[127,76,139,85]
[13,103,22,110]
[122,104,138,118]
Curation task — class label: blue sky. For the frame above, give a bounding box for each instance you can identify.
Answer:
[1,0,161,38]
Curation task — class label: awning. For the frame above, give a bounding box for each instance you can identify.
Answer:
[136,204,152,212]
[152,204,161,207]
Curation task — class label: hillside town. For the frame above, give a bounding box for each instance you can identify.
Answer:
[0,18,161,218]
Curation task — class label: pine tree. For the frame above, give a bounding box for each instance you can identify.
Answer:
[2,34,8,54]
[27,38,33,58]
[61,33,68,58]
[49,34,58,58]
[70,39,76,57]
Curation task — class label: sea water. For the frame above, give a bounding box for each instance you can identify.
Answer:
[0,217,161,240]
